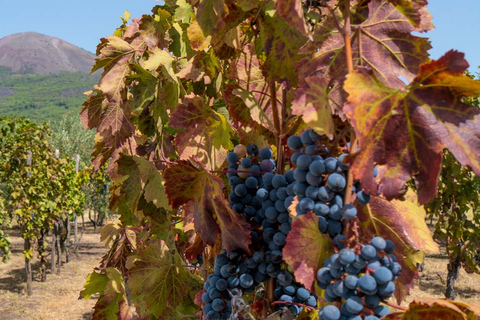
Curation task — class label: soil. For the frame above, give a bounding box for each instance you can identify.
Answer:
[0,221,479,319]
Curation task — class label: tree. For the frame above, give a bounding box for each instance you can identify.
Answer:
[79,1,480,319]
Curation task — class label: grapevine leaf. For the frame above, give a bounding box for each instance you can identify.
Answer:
[92,292,130,320]
[344,51,480,203]
[283,212,333,291]
[353,191,439,303]
[387,0,433,32]
[297,0,430,116]
[164,160,251,252]
[113,155,170,211]
[127,239,201,318]
[276,0,309,35]
[169,93,234,168]
[292,74,334,139]
[385,298,480,320]
[229,43,278,133]
[79,271,108,300]
[100,222,121,248]
[259,12,307,87]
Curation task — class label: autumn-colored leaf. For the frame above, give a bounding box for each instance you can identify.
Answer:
[385,298,480,320]
[344,51,480,204]
[259,12,307,87]
[296,0,430,119]
[164,159,251,252]
[292,74,334,139]
[127,239,201,318]
[276,0,309,36]
[169,93,233,169]
[283,212,333,291]
[388,0,433,32]
[352,191,439,303]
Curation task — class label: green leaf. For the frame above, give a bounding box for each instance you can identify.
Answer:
[80,271,109,300]
[283,212,333,291]
[164,159,251,252]
[344,51,480,204]
[127,239,201,318]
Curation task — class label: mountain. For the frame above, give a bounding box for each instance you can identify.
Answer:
[0,32,95,74]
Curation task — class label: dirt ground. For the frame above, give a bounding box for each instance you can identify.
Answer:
[0,222,106,320]
[0,222,479,319]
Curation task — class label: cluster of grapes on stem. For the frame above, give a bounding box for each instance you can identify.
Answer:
[201,129,400,320]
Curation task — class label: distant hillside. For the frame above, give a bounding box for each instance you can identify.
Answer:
[0,67,98,123]
[0,32,95,74]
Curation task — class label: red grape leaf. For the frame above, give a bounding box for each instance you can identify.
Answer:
[385,298,480,320]
[163,159,251,252]
[127,239,201,318]
[353,191,439,303]
[276,0,309,36]
[283,212,333,292]
[296,0,430,120]
[258,12,307,87]
[169,93,234,169]
[345,51,480,204]
[387,0,433,32]
[229,43,277,133]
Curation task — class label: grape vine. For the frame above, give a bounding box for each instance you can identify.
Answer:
[78,1,480,319]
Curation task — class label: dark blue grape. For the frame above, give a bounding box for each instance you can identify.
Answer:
[259,147,273,159]
[287,135,302,150]
[301,130,313,145]
[239,274,254,288]
[385,240,395,254]
[296,287,310,301]
[306,172,322,186]
[374,305,391,317]
[338,248,355,265]
[273,232,286,246]
[345,296,363,314]
[327,173,346,192]
[356,190,371,205]
[344,275,358,290]
[361,245,377,261]
[309,160,325,176]
[260,159,275,172]
[319,305,340,320]
[371,237,387,251]
[247,144,258,155]
[324,157,338,173]
[296,154,312,169]
[373,267,393,284]
[272,174,287,189]
[314,202,330,216]
[227,152,238,164]
[211,298,224,312]
[341,204,357,220]
[294,168,308,182]
[357,275,377,294]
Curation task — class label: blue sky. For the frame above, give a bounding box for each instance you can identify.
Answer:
[0,1,479,71]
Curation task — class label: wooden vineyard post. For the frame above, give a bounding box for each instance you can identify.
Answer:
[74,154,79,249]
[25,150,33,296]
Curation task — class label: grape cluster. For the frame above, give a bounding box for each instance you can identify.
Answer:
[226,144,276,221]
[274,269,318,316]
[286,130,371,238]
[317,237,402,320]
[202,143,317,319]
[202,250,263,319]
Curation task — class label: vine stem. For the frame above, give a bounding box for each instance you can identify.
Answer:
[342,0,357,207]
